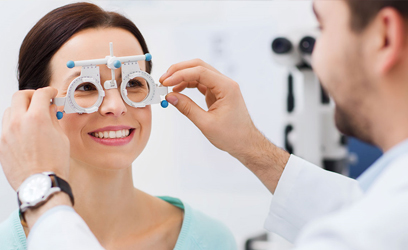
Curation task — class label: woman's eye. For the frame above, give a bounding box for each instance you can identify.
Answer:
[76,83,96,91]
[127,79,144,88]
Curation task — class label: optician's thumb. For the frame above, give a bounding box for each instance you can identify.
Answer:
[166,92,207,128]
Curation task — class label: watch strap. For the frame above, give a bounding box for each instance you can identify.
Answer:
[53,175,75,206]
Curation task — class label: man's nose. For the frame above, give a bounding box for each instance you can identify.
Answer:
[98,88,127,117]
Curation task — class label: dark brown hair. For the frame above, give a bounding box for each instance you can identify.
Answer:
[346,0,408,32]
[18,2,152,90]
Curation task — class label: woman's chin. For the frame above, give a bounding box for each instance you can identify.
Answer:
[72,155,137,171]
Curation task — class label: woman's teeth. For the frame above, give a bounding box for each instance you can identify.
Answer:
[92,129,131,139]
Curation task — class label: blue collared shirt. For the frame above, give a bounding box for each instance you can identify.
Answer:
[357,138,408,192]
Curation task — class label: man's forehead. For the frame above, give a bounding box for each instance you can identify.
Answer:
[313,1,349,21]
[313,1,327,18]
[312,1,321,21]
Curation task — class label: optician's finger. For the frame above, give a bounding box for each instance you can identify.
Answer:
[1,109,12,149]
[172,81,208,96]
[160,59,221,83]
[28,87,58,117]
[162,66,231,99]
[49,104,62,129]
[166,92,209,128]
[197,84,207,96]
[10,90,35,117]
[2,108,11,131]
[172,81,190,93]
[0,108,11,162]
[172,80,199,92]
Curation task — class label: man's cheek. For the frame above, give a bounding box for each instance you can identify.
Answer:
[311,41,325,74]
[311,55,326,87]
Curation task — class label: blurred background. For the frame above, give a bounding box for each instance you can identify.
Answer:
[0,1,382,249]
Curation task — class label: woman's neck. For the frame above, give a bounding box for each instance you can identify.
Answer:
[68,158,151,246]
[23,158,184,249]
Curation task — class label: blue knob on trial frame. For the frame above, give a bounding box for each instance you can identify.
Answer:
[113,60,121,68]
[161,100,169,108]
[56,111,64,120]
[67,61,75,69]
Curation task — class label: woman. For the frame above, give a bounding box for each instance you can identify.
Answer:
[0,2,236,249]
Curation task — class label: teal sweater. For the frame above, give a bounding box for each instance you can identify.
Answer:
[0,196,237,250]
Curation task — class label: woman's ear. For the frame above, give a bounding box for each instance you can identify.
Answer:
[374,7,406,75]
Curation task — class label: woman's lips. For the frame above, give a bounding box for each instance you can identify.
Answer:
[88,128,135,146]
[90,125,134,133]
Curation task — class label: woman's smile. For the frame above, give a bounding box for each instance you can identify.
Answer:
[88,125,136,146]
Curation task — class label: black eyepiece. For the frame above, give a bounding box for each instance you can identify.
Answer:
[272,38,292,54]
[299,36,315,54]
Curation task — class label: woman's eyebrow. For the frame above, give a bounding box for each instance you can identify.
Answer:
[64,70,123,85]
[64,70,81,85]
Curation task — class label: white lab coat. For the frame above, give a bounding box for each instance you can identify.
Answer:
[266,154,408,249]
[27,153,408,249]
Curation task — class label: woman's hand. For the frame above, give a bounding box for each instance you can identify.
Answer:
[0,87,70,191]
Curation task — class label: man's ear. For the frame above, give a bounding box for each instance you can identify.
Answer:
[374,7,406,75]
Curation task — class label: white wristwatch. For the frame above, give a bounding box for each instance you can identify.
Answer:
[17,172,74,213]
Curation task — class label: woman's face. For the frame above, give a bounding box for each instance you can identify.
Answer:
[49,28,151,170]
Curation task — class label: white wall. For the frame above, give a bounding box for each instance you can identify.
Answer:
[0,1,317,249]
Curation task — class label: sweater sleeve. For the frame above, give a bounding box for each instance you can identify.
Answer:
[0,210,27,250]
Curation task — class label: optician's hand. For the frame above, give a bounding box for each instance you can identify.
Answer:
[160,59,290,193]
[0,87,72,227]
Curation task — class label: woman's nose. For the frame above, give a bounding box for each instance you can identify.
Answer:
[98,89,127,117]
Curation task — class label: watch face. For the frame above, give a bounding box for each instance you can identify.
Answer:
[19,174,51,204]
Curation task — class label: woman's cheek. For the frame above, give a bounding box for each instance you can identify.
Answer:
[139,107,152,139]
[58,114,87,146]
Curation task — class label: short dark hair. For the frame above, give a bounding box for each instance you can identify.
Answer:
[346,0,408,32]
[18,2,152,90]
